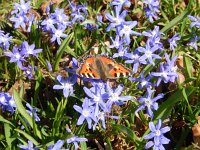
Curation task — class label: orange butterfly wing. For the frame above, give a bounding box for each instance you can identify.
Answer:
[77,56,101,79]
[96,55,132,78]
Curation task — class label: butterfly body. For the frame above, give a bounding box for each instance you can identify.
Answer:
[76,55,132,81]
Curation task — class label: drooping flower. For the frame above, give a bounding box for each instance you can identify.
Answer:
[110,0,131,8]
[0,92,16,114]
[168,33,180,51]
[19,140,38,150]
[48,140,64,150]
[187,35,200,51]
[0,31,13,50]
[188,15,200,29]
[135,88,164,118]
[144,119,170,150]
[26,103,40,122]
[53,75,77,98]
[67,135,87,150]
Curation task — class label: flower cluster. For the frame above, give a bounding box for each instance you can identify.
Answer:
[0,30,12,50]
[73,82,132,130]
[10,0,35,32]
[143,0,160,22]
[0,92,16,114]
[4,41,42,76]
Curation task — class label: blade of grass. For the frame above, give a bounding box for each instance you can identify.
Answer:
[13,89,42,139]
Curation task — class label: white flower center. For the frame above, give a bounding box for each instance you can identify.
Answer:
[146,50,152,57]
[47,18,53,25]
[64,82,70,88]
[21,4,26,10]
[155,130,161,136]
[27,48,33,54]
[94,96,101,102]
[111,93,119,101]
[141,80,147,87]
[82,110,89,117]
[119,50,125,56]
[15,53,21,60]
[9,99,15,106]
[55,30,62,38]
[0,96,6,103]
[114,41,119,47]
[114,18,121,25]
[144,98,152,107]
[19,16,24,22]
[123,25,131,33]
[161,72,168,79]
[98,112,104,119]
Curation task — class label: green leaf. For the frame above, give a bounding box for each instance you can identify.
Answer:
[0,115,14,127]
[54,32,75,71]
[112,124,139,142]
[15,129,39,146]
[153,87,195,120]
[160,9,190,33]
[183,54,193,78]
[4,123,15,149]
[13,89,42,139]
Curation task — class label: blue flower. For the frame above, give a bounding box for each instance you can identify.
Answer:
[83,84,109,117]
[53,8,69,27]
[21,41,42,57]
[26,103,40,122]
[125,50,146,73]
[137,39,161,66]
[151,54,178,86]
[73,98,94,129]
[105,5,127,32]
[109,35,124,49]
[0,32,12,50]
[135,88,164,118]
[12,0,31,15]
[188,15,200,29]
[22,65,36,79]
[143,0,160,22]
[119,21,141,44]
[10,14,28,30]
[110,0,131,9]
[0,92,16,114]
[53,75,77,98]
[187,35,200,51]
[19,140,38,150]
[67,135,87,150]
[50,26,68,45]
[4,46,26,69]
[113,46,129,58]
[48,140,64,150]
[69,2,88,24]
[144,119,170,150]
[106,83,132,111]
[41,16,56,31]
[142,26,164,50]
[168,33,180,51]
[129,71,153,89]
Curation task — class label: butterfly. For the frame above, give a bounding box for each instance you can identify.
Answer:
[76,55,132,81]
